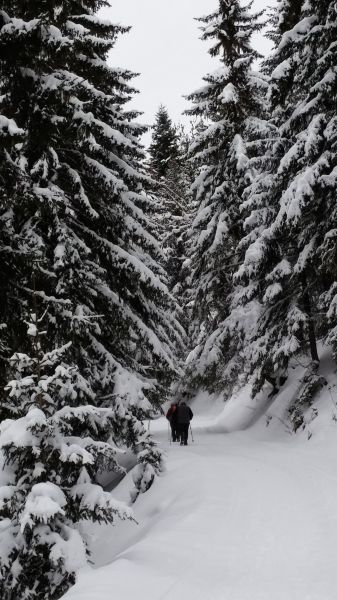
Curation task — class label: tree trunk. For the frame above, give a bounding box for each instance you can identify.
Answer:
[301,273,319,363]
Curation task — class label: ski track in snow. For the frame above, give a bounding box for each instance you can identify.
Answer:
[64,409,337,600]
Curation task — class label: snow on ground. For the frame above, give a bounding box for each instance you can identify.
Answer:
[64,359,337,600]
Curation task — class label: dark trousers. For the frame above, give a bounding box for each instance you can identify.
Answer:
[170,423,179,441]
[179,423,189,445]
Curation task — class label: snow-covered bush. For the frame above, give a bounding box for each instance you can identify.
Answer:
[0,314,133,599]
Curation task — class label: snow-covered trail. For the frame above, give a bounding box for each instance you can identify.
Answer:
[64,413,337,600]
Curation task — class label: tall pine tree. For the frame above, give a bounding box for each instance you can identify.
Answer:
[148,111,192,367]
[183,0,265,397]
[0,0,181,465]
[0,1,181,596]
[234,0,337,396]
[149,105,179,178]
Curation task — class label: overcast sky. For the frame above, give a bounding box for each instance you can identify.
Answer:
[100,1,275,139]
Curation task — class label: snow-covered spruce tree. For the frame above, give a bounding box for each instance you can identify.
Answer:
[149,120,193,292]
[164,127,197,313]
[234,0,337,396]
[149,105,180,178]
[0,3,181,491]
[182,0,265,396]
[0,114,27,417]
[148,113,193,367]
[0,312,132,600]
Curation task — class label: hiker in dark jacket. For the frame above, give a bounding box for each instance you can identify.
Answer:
[176,402,193,445]
[166,402,179,442]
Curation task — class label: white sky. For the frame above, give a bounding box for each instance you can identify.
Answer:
[100,1,275,138]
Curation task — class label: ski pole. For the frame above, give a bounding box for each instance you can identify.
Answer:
[189,423,194,443]
[168,421,172,445]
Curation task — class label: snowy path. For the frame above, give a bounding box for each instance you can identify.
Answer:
[64,413,337,600]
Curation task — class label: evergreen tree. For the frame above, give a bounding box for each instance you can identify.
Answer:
[234,0,337,395]
[149,105,179,178]
[151,125,193,291]
[183,0,265,396]
[0,312,132,600]
[148,114,193,367]
[0,0,183,594]
[0,0,181,490]
[0,114,28,403]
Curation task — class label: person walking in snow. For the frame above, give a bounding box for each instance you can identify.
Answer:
[176,401,193,446]
[166,402,179,442]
